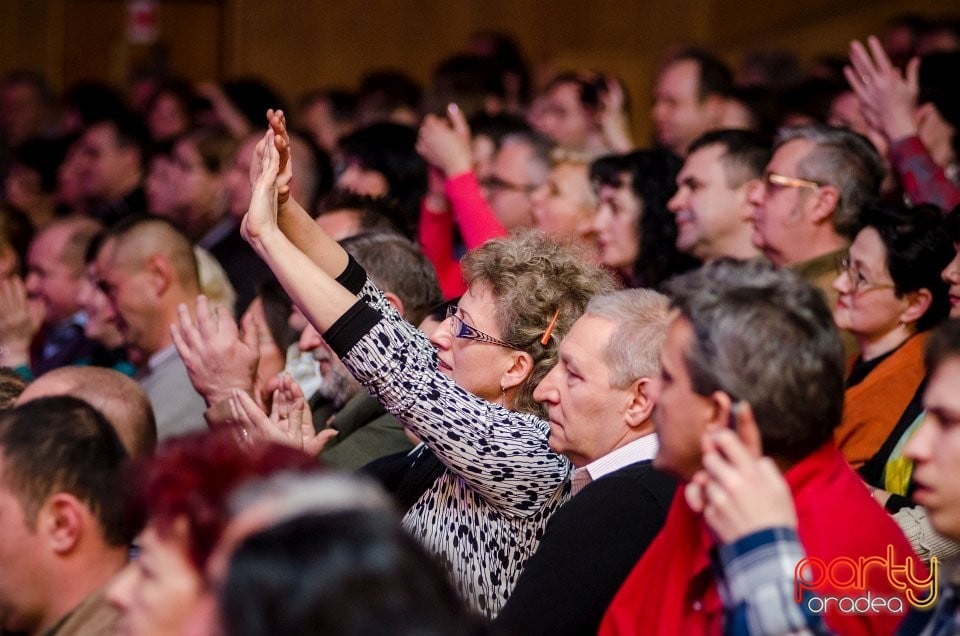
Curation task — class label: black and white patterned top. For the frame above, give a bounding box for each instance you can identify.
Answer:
[324,258,572,617]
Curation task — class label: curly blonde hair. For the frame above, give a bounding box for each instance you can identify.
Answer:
[461,230,618,417]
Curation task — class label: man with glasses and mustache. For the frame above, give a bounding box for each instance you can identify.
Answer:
[745,125,885,315]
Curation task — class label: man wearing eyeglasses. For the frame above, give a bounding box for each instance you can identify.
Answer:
[746,125,885,315]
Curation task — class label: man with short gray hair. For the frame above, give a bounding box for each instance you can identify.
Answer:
[746,125,884,310]
[495,289,676,635]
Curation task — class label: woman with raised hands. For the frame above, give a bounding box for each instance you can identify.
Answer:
[238,110,616,617]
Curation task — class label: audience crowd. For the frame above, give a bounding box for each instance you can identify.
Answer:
[1,14,960,635]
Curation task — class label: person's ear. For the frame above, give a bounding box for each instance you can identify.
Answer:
[808,185,840,224]
[382,291,406,319]
[703,94,726,124]
[900,288,933,326]
[145,254,173,296]
[500,351,534,392]
[39,493,86,555]
[705,390,734,431]
[625,377,656,430]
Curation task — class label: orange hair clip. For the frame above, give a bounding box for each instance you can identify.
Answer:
[540,309,561,346]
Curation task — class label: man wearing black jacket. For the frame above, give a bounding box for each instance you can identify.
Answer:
[495,288,677,635]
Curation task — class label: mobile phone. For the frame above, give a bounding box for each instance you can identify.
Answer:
[727,400,744,431]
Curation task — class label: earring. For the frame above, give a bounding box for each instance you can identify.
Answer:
[898,320,907,329]
[499,385,506,407]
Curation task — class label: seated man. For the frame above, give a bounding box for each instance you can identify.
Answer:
[1,217,101,376]
[668,129,768,262]
[600,259,919,636]
[0,396,132,635]
[299,232,443,468]
[16,365,157,457]
[495,289,676,635]
[174,231,443,470]
[683,318,960,634]
[94,215,208,440]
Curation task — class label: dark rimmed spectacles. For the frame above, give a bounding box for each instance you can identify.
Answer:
[480,175,538,195]
[445,306,521,350]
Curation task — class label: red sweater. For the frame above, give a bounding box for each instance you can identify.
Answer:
[600,443,919,636]
[418,171,507,299]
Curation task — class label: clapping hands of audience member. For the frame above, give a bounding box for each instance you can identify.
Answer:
[241,127,287,248]
[416,103,473,178]
[170,294,260,407]
[265,108,292,204]
[0,277,40,368]
[684,402,798,544]
[228,375,337,456]
[845,35,920,143]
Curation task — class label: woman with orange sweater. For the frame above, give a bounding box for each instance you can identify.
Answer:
[832,204,952,479]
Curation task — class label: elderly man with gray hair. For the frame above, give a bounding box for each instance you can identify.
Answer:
[495,289,677,635]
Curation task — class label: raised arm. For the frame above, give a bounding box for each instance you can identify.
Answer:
[250,110,350,278]
[244,127,566,513]
[242,128,357,334]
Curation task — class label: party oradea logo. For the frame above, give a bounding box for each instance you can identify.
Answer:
[794,546,937,614]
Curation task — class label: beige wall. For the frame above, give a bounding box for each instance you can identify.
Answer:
[1,0,956,142]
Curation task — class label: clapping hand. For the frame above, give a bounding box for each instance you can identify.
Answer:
[845,36,920,143]
[170,295,259,406]
[228,375,337,457]
[241,127,285,248]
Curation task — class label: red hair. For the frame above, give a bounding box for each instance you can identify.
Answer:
[125,430,321,570]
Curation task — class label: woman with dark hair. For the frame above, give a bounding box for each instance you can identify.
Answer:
[832,204,953,478]
[144,78,197,143]
[589,150,698,289]
[221,510,478,636]
[240,279,298,397]
[168,127,238,241]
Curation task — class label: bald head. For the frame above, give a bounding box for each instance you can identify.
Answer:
[107,216,200,294]
[17,366,157,456]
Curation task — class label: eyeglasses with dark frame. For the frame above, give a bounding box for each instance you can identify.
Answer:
[480,175,538,195]
[445,305,521,350]
[835,254,896,294]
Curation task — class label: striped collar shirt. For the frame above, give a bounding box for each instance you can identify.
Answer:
[570,434,659,496]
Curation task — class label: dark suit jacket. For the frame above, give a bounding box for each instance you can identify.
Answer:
[494,460,676,636]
